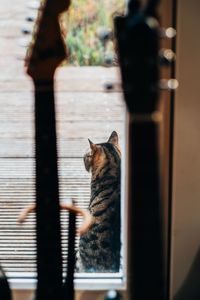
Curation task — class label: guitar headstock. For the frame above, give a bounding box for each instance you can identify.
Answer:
[26,0,70,81]
[114,0,160,114]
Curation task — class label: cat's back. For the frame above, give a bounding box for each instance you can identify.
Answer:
[78,132,121,272]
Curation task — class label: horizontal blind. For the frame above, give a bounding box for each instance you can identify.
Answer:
[0,74,125,277]
[0,158,90,274]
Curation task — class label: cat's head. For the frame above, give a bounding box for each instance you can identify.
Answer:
[83,131,121,175]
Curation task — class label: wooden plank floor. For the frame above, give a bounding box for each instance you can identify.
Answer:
[0,0,125,276]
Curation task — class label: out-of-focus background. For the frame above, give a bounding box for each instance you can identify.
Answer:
[1,0,200,299]
[65,0,124,66]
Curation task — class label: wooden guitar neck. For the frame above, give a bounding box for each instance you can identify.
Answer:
[115,0,165,299]
[25,1,71,299]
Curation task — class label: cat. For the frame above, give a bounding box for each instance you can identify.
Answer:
[77,131,121,272]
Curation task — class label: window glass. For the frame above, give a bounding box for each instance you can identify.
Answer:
[64,0,125,66]
[0,0,127,287]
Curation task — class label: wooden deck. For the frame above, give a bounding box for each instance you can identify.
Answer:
[0,0,125,276]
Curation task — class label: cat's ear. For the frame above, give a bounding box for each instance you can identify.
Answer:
[88,139,97,151]
[107,131,119,145]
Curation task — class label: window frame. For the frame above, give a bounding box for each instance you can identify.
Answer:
[7,112,129,292]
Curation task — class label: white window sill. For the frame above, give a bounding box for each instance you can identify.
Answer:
[8,272,127,291]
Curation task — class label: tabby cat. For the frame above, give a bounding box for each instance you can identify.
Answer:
[77,131,121,272]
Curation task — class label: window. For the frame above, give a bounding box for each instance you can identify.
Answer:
[0,67,127,290]
[0,0,127,293]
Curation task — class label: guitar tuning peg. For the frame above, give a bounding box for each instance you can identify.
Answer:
[104,82,114,91]
[104,82,121,92]
[21,23,34,35]
[104,290,122,300]
[160,27,176,39]
[21,27,32,35]
[104,54,115,66]
[97,27,113,42]
[26,14,37,22]
[159,79,179,90]
[159,48,176,65]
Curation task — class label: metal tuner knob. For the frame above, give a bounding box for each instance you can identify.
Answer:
[104,290,122,300]
[159,48,176,66]
[160,27,176,39]
[159,79,179,90]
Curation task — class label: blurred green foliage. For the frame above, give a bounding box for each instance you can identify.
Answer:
[64,0,125,66]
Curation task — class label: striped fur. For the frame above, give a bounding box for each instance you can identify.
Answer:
[77,131,121,272]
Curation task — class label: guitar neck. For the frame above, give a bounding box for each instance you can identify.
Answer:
[129,119,164,299]
[63,207,76,300]
[25,0,71,298]
[0,266,12,300]
[34,80,63,300]
[115,0,165,299]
